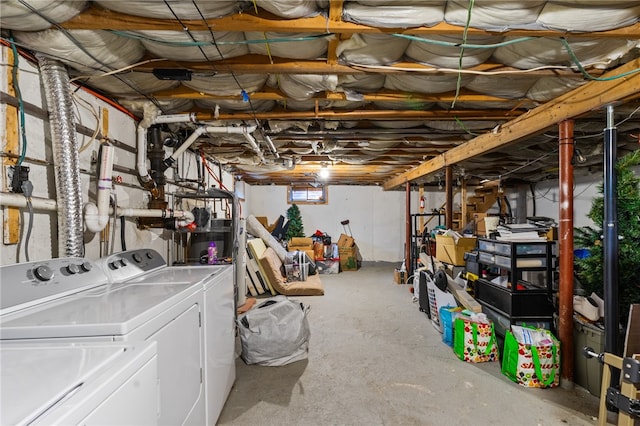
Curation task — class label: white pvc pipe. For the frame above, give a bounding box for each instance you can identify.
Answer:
[0,193,57,210]
[84,143,115,233]
[0,193,195,228]
[240,127,266,163]
[164,126,208,168]
[164,124,259,169]
[153,113,197,124]
[115,208,194,227]
[136,124,153,186]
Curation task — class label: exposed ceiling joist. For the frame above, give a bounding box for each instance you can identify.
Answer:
[191,109,522,121]
[153,86,527,105]
[61,4,640,39]
[383,56,640,189]
[134,56,590,76]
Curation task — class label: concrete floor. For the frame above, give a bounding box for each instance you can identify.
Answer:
[218,262,605,426]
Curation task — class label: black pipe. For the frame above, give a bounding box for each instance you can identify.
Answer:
[603,105,620,365]
[148,125,167,186]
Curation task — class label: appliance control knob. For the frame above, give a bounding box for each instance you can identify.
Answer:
[132,253,142,263]
[66,264,80,275]
[34,265,54,281]
[119,258,129,267]
[81,262,92,272]
[145,251,154,260]
[110,260,121,269]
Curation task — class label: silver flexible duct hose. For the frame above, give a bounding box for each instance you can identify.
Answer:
[37,55,84,257]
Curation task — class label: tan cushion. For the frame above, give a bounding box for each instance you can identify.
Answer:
[258,248,288,293]
[258,247,325,296]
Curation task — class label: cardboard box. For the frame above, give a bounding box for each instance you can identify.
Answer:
[288,237,314,261]
[337,233,355,248]
[435,234,477,266]
[339,245,361,271]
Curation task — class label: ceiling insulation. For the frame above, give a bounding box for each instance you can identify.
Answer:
[1,0,639,188]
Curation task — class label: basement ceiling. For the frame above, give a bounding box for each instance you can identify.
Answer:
[2,1,640,188]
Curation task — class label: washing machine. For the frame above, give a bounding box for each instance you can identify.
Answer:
[1,341,158,425]
[99,248,236,425]
[0,254,206,426]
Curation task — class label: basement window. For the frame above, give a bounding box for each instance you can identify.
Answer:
[288,185,327,205]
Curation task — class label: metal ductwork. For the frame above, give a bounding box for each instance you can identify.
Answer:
[37,54,83,257]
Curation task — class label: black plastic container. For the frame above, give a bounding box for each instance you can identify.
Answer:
[188,219,233,263]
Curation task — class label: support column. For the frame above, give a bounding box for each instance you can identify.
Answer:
[603,105,620,361]
[405,181,412,279]
[558,119,575,386]
[445,166,453,229]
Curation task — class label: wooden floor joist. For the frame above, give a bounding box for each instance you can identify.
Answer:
[383,57,640,189]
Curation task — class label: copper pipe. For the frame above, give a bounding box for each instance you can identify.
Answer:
[558,119,575,384]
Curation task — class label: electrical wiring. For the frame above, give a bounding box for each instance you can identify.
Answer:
[200,151,230,191]
[392,33,534,49]
[71,93,101,153]
[560,38,640,81]
[8,1,166,113]
[349,62,574,75]
[21,180,34,261]
[9,33,28,166]
[0,37,158,118]
[187,0,268,148]
[68,58,167,83]
[451,0,474,109]
[110,30,333,47]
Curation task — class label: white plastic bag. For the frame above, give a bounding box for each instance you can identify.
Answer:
[237,295,310,366]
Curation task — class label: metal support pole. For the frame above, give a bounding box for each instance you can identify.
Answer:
[603,105,620,359]
[405,181,412,279]
[559,119,575,386]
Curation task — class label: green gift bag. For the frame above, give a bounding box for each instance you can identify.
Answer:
[501,325,560,388]
[453,314,499,363]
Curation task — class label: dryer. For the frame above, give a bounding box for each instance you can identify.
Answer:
[1,341,158,425]
[99,249,236,425]
[0,255,206,426]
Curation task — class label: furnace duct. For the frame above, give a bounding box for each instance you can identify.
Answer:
[37,54,83,257]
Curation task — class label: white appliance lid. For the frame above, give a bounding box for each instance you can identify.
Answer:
[1,344,126,425]
[0,282,200,339]
[126,266,222,284]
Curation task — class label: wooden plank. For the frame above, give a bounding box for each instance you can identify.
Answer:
[3,47,20,245]
[61,4,640,38]
[135,56,590,76]
[193,108,522,121]
[383,56,640,189]
[153,85,522,104]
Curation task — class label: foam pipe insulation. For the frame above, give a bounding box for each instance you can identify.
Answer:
[38,54,84,257]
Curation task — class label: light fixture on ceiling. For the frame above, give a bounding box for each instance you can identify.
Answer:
[319,163,330,179]
[573,147,587,164]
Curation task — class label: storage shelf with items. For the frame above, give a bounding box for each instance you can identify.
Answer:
[170,188,238,266]
[409,212,444,278]
[473,238,556,339]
